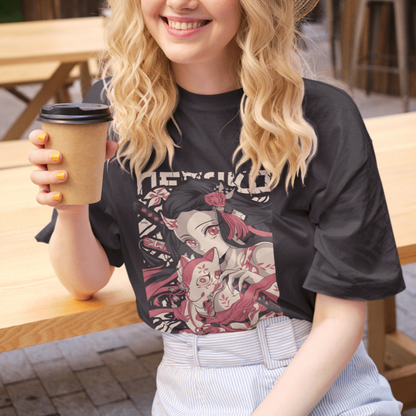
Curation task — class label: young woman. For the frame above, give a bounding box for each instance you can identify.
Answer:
[29,0,405,414]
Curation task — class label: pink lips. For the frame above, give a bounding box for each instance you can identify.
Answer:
[162,16,211,38]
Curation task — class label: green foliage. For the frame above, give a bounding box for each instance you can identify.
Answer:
[0,0,22,23]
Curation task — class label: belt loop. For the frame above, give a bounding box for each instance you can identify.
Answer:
[257,320,274,369]
[257,316,299,369]
[192,335,201,368]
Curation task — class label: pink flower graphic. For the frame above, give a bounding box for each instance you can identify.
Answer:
[205,192,226,208]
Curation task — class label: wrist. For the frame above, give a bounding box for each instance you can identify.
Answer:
[55,205,90,231]
[56,204,89,218]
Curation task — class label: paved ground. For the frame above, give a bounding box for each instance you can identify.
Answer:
[1,20,415,416]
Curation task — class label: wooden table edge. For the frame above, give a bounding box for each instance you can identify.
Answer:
[0,300,141,352]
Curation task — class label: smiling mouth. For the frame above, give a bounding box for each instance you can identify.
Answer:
[162,17,211,30]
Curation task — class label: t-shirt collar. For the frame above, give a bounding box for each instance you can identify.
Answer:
[177,84,244,109]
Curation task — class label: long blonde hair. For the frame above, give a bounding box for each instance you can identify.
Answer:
[102,0,317,191]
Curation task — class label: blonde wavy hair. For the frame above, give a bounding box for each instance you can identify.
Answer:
[102,0,317,191]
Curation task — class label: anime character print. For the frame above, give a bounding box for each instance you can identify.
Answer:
[136,172,283,334]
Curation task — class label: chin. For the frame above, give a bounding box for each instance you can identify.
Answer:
[160,45,212,66]
[164,54,204,66]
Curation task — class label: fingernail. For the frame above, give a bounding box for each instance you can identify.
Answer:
[56,171,65,181]
[51,152,60,162]
[53,193,61,201]
[38,133,47,142]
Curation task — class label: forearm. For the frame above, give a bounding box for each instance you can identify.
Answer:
[49,206,114,300]
[252,295,366,416]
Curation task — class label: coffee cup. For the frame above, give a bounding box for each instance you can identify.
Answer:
[37,103,113,205]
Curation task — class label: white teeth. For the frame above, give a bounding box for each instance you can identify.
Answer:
[166,19,205,30]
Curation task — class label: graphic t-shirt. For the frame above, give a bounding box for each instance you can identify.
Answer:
[36,79,405,334]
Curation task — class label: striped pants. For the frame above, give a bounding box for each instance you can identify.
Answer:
[152,316,402,415]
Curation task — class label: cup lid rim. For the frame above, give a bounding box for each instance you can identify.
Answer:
[37,103,113,124]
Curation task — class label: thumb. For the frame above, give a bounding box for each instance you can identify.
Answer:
[105,141,118,160]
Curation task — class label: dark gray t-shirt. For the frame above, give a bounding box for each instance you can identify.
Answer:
[36,79,405,334]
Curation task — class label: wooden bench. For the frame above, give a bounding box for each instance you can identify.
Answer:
[1,112,415,409]
[0,59,100,106]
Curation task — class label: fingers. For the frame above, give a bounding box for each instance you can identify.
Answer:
[28,129,65,207]
[30,168,67,186]
[30,167,67,207]
[238,277,245,293]
[28,129,49,148]
[221,270,238,294]
[220,270,248,294]
[218,270,229,282]
[35,186,62,206]
[29,131,117,163]
[28,129,62,169]
[28,147,62,167]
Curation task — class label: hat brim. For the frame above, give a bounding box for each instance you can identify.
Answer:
[294,0,320,20]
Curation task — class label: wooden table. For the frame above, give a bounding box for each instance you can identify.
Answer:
[0,17,106,141]
[0,112,415,407]
[364,112,416,409]
[0,141,141,353]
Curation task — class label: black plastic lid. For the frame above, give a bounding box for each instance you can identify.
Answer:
[37,103,113,124]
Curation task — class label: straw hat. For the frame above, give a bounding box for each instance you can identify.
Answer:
[294,0,320,19]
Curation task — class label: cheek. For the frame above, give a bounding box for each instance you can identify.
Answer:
[215,0,241,30]
[140,1,162,31]
[140,0,160,12]
[139,0,151,19]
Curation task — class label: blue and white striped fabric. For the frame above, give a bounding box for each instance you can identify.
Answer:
[152,316,402,415]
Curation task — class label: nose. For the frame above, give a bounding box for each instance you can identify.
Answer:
[166,0,199,12]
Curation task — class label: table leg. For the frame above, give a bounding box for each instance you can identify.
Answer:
[55,85,72,104]
[384,363,416,410]
[79,61,92,99]
[367,295,416,410]
[4,87,31,104]
[367,299,388,372]
[0,62,77,141]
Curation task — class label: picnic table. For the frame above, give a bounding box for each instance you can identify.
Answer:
[0,111,415,408]
[0,16,106,141]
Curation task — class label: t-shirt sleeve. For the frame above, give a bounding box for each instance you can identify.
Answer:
[89,170,124,268]
[35,79,124,268]
[302,84,405,300]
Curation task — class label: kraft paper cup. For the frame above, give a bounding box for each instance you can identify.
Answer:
[37,103,113,205]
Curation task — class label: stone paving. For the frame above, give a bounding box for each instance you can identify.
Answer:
[0,324,163,416]
[1,20,416,416]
